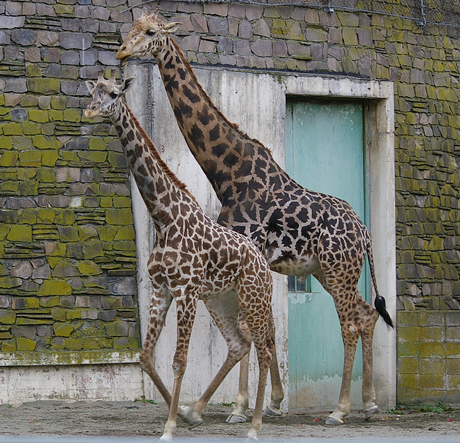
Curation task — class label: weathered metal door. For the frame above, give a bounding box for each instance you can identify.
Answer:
[285,99,369,412]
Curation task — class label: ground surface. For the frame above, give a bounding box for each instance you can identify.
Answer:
[0,400,459,440]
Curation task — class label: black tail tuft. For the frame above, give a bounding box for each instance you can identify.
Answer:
[374,295,394,328]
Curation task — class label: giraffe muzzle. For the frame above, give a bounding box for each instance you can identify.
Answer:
[116,46,129,61]
[85,105,100,119]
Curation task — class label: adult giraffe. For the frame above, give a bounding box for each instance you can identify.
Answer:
[116,9,394,426]
[85,70,275,440]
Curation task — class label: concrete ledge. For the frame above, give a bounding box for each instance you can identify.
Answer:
[0,350,140,367]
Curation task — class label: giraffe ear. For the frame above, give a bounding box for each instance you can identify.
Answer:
[120,77,135,94]
[85,80,97,95]
[163,22,181,33]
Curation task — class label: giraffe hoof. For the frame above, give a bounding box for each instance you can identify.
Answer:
[159,433,173,441]
[177,405,189,420]
[245,428,259,441]
[263,406,282,417]
[178,405,203,429]
[325,416,343,425]
[226,413,247,424]
[188,419,203,430]
[365,405,379,420]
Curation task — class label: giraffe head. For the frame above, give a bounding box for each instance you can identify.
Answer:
[85,70,134,119]
[116,8,180,61]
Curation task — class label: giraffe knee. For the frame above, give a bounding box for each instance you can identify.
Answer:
[344,322,362,336]
[172,358,187,378]
[139,351,152,372]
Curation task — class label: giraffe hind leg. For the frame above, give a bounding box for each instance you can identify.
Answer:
[326,300,361,425]
[357,295,380,420]
[226,351,250,423]
[183,294,252,429]
[263,310,283,417]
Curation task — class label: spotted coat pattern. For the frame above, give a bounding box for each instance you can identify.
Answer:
[85,71,274,441]
[116,10,394,426]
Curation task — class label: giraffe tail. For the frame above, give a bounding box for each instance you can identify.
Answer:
[366,234,395,328]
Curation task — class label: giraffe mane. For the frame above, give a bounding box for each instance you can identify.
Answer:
[124,100,198,204]
[171,39,273,156]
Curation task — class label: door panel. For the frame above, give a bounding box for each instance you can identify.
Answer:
[286,100,368,412]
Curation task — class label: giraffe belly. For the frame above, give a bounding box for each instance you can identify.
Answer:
[268,253,320,278]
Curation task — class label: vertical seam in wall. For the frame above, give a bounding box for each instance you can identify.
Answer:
[147,65,154,139]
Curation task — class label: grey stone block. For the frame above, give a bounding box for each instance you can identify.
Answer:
[254,19,270,38]
[251,39,272,57]
[37,31,60,47]
[75,6,90,19]
[239,20,253,39]
[233,40,251,56]
[10,108,28,122]
[0,16,24,29]
[80,50,98,66]
[61,33,93,50]
[180,35,200,52]
[99,51,120,66]
[5,78,27,93]
[37,3,56,17]
[61,51,80,65]
[246,5,263,21]
[208,17,229,36]
[218,37,233,53]
[0,31,10,45]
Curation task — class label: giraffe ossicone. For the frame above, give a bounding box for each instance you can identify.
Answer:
[117,9,394,426]
[85,70,275,440]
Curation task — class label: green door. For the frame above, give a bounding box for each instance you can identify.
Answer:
[286,99,369,412]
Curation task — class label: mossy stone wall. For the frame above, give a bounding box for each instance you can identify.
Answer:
[0,0,141,359]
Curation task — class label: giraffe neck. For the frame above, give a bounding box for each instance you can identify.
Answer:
[111,100,195,227]
[156,39,267,201]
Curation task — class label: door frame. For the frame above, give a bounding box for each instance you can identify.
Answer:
[283,75,396,410]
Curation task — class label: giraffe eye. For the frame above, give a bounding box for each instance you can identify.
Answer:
[109,92,118,99]
[146,29,155,36]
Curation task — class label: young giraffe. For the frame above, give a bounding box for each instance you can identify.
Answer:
[116,10,394,426]
[85,70,275,441]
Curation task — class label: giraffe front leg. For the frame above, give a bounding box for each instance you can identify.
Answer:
[161,297,198,440]
[326,320,360,425]
[140,289,173,407]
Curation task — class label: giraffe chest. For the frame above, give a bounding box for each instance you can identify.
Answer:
[147,222,246,298]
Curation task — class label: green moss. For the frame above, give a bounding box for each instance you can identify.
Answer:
[55,210,77,226]
[17,337,36,351]
[38,280,72,297]
[27,78,61,95]
[7,225,32,242]
[0,151,18,167]
[89,137,107,151]
[54,323,74,337]
[115,226,135,240]
[28,109,49,123]
[19,150,42,167]
[106,209,134,225]
[78,260,103,276]
[98,226,117,242]
[0,310,16,324]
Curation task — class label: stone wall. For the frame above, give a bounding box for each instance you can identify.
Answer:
[1,0,459,405]
[0,0,141,361]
